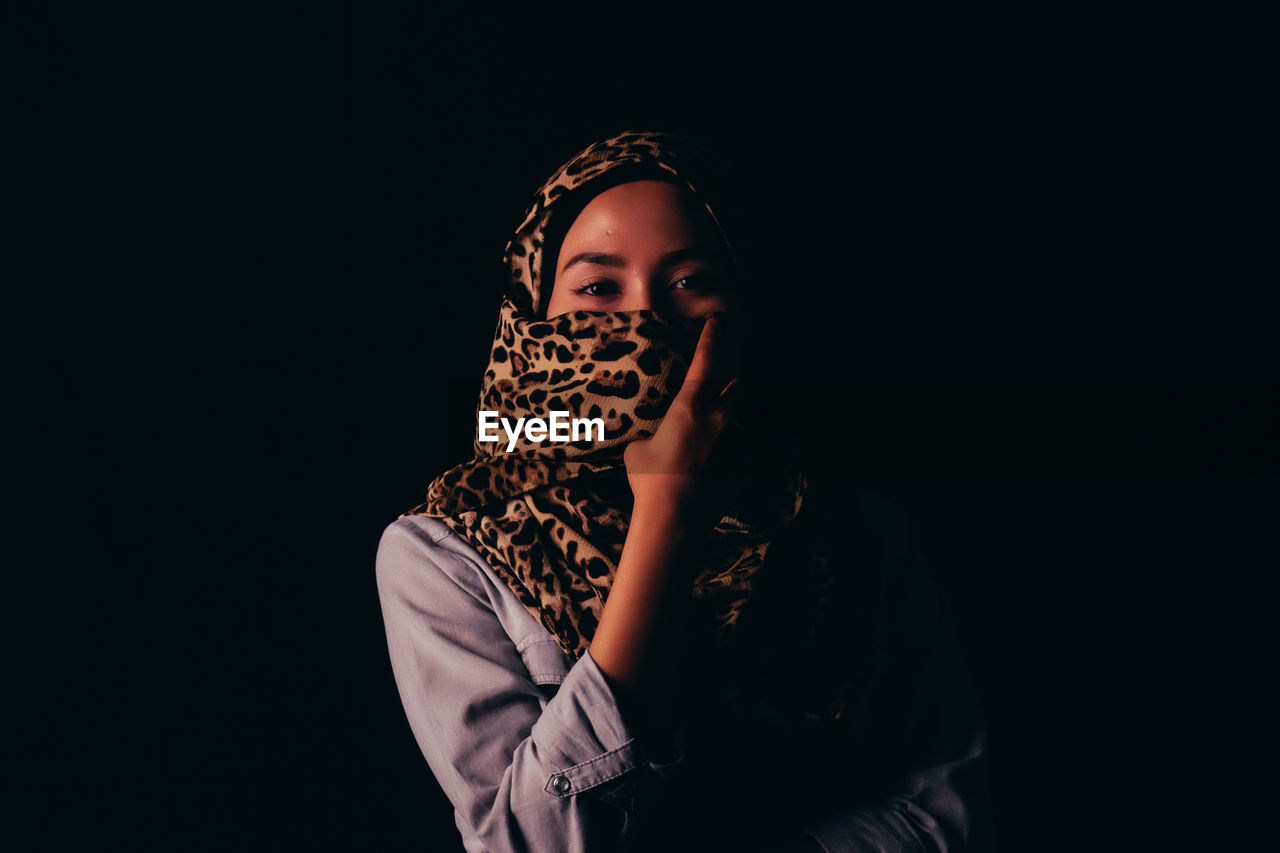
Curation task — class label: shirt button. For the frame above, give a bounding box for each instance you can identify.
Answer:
[550,774,572,794]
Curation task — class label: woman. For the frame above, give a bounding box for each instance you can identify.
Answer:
[376,131,991,852]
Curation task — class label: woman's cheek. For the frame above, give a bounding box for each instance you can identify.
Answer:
[672,292,731,318]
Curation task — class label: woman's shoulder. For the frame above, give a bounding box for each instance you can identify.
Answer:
[375,515,491,604]
[378,514,457,549]
[376,514,458,563]
[375,516,557,659]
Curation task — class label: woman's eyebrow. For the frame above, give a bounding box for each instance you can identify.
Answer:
[560,247,717,273]
[561,252,625,271]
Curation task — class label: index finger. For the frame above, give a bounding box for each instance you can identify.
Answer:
[678,313,735,404]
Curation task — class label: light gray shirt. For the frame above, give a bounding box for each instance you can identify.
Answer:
[376,493,990,852]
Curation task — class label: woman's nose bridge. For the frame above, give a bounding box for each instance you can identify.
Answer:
[617,270,662,311]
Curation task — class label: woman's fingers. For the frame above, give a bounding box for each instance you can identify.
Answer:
[679,312,740,410]
[681,312,722,388]
[625,314,744,494]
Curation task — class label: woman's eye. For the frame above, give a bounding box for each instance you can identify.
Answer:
[573,280,621,297]
[670,272,719,292]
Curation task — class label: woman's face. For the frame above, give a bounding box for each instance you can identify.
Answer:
[545,180,735,320]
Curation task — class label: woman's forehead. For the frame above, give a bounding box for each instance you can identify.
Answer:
[558,181,723,258]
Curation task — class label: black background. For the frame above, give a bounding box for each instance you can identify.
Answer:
[10,4,1273,851]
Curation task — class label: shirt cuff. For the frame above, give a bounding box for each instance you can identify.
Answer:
[585,648,688,771]
[533,648,644,799]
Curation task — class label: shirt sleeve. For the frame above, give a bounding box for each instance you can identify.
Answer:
[375,519,685,853]
[798,501,994,853]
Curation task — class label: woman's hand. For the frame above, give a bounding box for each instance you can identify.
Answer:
[623,312,742,516]
[591,312,743,735]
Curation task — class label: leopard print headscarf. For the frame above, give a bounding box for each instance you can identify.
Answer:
[404,131,866,728]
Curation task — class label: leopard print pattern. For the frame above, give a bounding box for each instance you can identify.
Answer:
[407,295,803,660]
[421,300,705,513]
